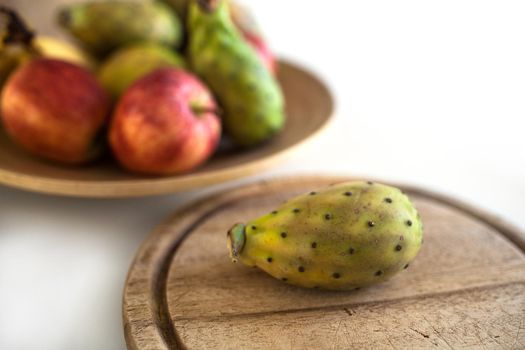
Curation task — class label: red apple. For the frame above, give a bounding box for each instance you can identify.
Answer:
[1,58,110,164]
[109,68,221,175]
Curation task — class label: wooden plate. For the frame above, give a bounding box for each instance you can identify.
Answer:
[0,62,333,197]
[123,176,525,350]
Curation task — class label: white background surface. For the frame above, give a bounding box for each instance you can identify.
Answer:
[1,1,524,349]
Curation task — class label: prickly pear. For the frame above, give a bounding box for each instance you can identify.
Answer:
[227,181,424,290]
[229,2,277,74]
[162,0,277,73]
[98,43,185,98]
[187,0,285,147]
[57,1,183,57]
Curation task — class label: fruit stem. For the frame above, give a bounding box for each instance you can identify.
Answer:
[196,0,219,13]
[56,8,71,29]
[191,105,223,117]
[227,223,246,263]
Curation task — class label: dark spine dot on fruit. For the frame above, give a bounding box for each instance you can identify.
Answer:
[368,221,375,227]
[375,270,383,276]
[281,232,287,238]
[332,273,341,279]
[298,266,305,272]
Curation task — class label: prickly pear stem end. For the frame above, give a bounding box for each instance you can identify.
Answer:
[227,223,246,263]
[56,8,71,28]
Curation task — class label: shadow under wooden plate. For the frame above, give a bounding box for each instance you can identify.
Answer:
[0,61,333,197]
[123,176,525,350]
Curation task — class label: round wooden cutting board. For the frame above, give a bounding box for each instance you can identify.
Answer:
[123,176,525,350]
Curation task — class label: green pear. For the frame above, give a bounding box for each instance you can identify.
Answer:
[98,43,185,98]
[57,1,183,57]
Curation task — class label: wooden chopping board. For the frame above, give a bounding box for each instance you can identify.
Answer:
[123,176,525,350]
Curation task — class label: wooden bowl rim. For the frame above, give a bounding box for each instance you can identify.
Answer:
[0,60,334,198]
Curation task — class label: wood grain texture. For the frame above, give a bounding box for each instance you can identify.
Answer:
[123,176,525,350]
[0,62,333,197]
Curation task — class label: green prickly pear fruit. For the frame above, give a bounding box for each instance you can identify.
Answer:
[98,43,186,98]
[187,0,285,147]
[57,1,183,57]
[227,181,424,290]
[229,2,277,74]
[162,0,277,73]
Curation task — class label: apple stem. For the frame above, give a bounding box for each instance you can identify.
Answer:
[191,105,223,117]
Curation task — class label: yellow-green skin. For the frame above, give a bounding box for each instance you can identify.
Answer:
[98,43,185,99]
[228,181,424,290]
[161,0,189,21]
[57,1,183,57]
[187,0,285,147]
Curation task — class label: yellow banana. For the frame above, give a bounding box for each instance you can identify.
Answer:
[32,36,94,69]
[0,6,93,88]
